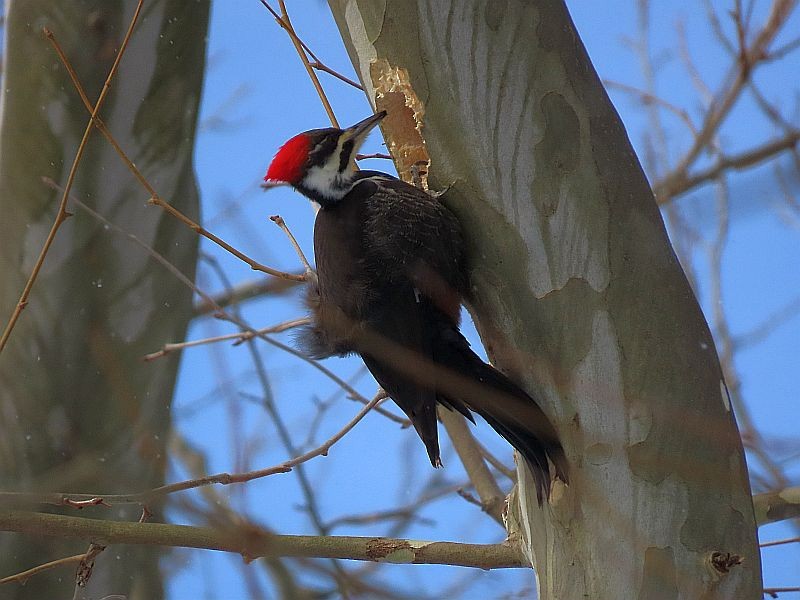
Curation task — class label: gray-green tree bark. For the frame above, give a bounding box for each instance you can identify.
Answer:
[0,1,209,598]
[328,1,762,598]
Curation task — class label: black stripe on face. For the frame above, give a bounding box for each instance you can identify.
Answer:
[338,139,354,173]
[306,130,339,169]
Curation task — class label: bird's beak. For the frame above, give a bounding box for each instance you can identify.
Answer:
[342,111,387,143]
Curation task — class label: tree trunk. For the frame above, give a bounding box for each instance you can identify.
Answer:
[327,1,762,597]
[0,1,208,598]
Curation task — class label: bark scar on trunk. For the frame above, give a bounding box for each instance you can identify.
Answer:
[369,59,430,188]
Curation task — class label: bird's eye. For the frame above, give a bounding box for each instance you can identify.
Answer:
[308,134,339,167]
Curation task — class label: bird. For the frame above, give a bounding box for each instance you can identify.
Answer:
[264,111,568,503]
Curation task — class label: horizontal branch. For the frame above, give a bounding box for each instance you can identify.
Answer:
[754,486,800,526]
[0,510,525,570]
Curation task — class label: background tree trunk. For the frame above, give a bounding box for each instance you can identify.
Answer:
[328,1,762,597]
[0,1,209,598]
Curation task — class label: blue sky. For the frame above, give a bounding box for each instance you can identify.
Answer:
[166,1,800,597]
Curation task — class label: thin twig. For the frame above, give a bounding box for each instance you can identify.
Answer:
[655,130,800,200]
[261,0,340,127]
[356,153,393,161]
[764,587,800,597]
[143,317,310,362]
[270,215,315,277]
[0,4,144,354]
[257,0,363,92]
[760,536,800,548]
[193,276,302,317]
[439,410,505,525]
[604,79,697,134]
[475,441,516,481]
[309,60,363,90]
[0,553,89,586]
[44,31,305,283]
[659,0,798,203]
[733,295,800,351]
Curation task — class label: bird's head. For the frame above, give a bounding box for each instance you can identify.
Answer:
[265,111,386,205]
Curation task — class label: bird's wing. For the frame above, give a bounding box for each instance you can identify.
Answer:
[361,179,467,323]
[358,286,442,467]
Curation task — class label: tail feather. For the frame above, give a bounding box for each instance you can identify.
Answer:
[362,354,443,468]
[354,295,568,503]
[432,324,569,505]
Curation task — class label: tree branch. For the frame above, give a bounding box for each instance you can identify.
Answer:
[0,511,525,570]
[193,276,303,317]
[754,486,800,526]
[655,130,800,201]
[439,410,505,526]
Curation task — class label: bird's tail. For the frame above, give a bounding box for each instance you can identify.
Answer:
[431,324,569,505]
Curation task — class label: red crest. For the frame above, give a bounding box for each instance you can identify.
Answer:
[265,134,311,184]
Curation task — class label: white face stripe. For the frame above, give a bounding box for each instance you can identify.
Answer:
[301,132,367,201]
[303,136,350,199]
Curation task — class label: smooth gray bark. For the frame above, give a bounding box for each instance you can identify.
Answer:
[328,1,762,598]
[0,1,208,598]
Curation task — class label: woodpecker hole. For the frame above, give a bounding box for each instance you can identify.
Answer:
[369,59,430,188]
[708,551,743,576]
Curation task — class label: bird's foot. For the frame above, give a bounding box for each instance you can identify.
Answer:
[429,179,460,199]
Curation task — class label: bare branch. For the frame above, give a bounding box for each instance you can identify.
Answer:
[143,318,309,362]
[271,215,315,278]
[0,510,526,570]
[733,295,800,350]
[655,130,800,201]
[257,0,340,127]
[0,553,87,586]
[764,587,800,597]
[753,485,800,526]
[257,0,362,91]
[659,0,799,201]
[604,79,697,134]
[439,410,505,526]
[193,276,303,317]
[760,536,800,548]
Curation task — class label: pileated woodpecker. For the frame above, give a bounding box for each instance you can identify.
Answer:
[265,111,568,503]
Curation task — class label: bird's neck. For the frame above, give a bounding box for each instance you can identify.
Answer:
[295,171,356,209]
[297,170,395,210]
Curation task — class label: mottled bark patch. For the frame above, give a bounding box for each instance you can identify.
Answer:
[532,91,580,217]
[585,442,613,465]
[366,538,415,563]
[637,546,679,600]
[484,0,507,31]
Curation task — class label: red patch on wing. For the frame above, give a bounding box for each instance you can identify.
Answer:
[265,133,311,184]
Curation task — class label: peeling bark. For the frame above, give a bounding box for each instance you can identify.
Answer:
[328,1,762,597]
